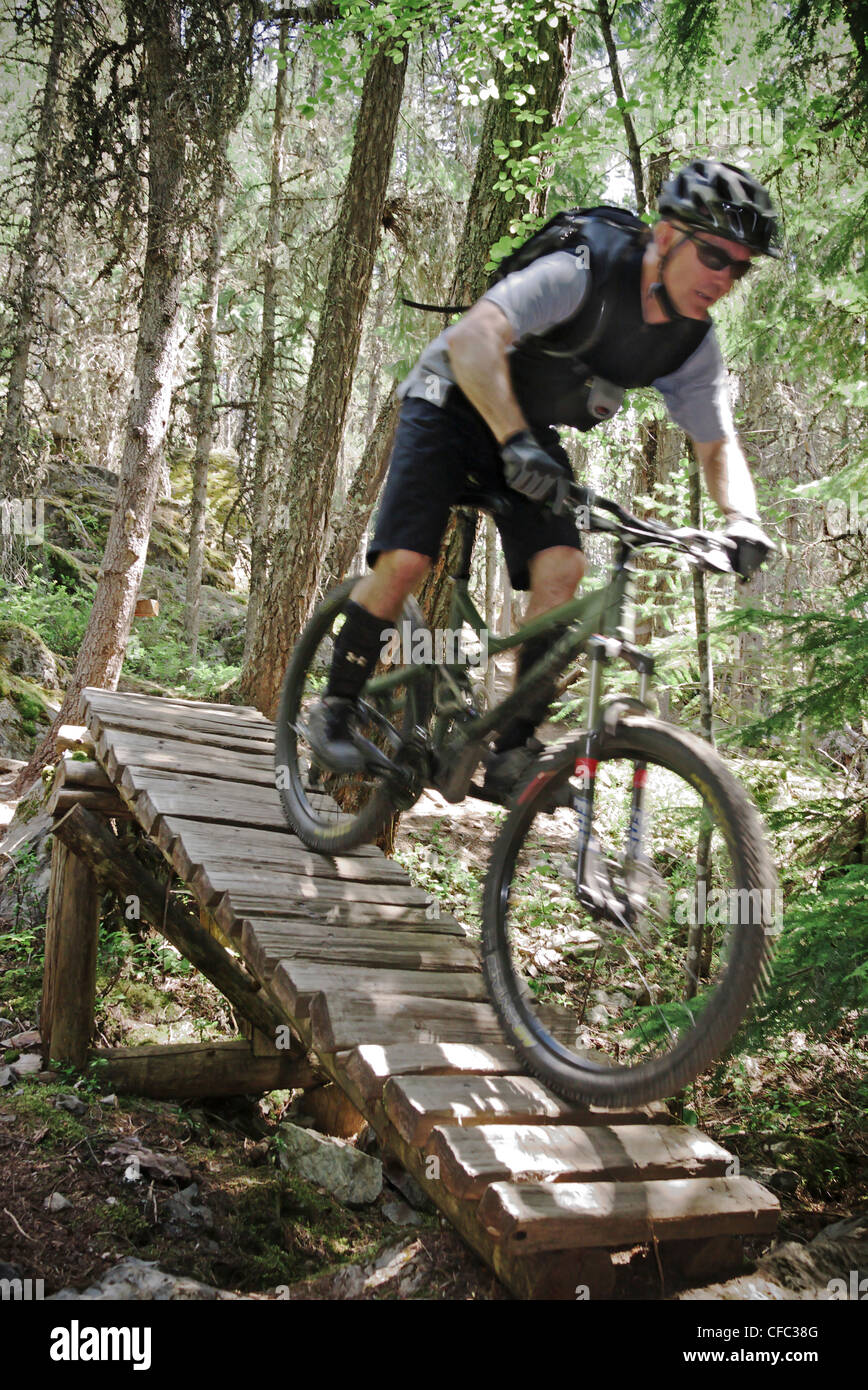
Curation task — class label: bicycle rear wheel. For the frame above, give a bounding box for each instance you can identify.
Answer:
[482,716,778,1107]
[275,581,433,852]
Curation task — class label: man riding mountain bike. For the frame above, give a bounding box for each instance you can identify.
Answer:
[305,159,779,803]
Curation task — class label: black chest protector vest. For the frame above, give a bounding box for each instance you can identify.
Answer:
[508,219,711,431]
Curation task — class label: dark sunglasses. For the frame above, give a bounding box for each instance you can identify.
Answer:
[679,228,753,280]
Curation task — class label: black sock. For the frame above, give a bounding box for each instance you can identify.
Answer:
[494,628,566,753]
[326,600,389,700]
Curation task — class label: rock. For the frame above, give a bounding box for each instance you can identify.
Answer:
[276,1122,383,1207]
[0,811,54,929]
[48,1257,239,1301]
[10,1053,42,1077]
[104,1138,192,1184]
[383,1160,435,1213]
[382,1195,423,1227]
[677,1207,868,1300]
[163,1184,214,1230]
[0,622,66,689]
[55,1094,87,1116]
[9,1030,40,1049]
[0,1067,12,1088]
[44,1192,71,1212]
[767,1169,799,1194]
[306,1238,430,1300]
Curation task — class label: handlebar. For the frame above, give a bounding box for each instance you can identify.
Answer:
[550,481,736,576]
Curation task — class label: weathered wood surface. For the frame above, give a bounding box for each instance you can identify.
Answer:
[90,1039,319,1099]
[271,962,487,1021]
[244,927,478,981]
[427,1122,733,1200]
[74,686,780,1299]
[41,837,100,1067]
[383,1073,669,1146]
[478,1176,781,1251]
[309,991,512,1053]
[343,1043,522,1102]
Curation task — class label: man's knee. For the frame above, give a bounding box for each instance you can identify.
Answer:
[352,549,431,619]
[376,549,431,590]
[528,546,586,605]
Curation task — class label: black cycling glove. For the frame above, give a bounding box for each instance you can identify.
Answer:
[500,429,566,504]
[724,514,776,582]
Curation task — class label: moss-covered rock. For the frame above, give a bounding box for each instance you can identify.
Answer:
[0,620,68,689]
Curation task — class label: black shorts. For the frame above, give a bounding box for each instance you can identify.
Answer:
[367,391,583,590]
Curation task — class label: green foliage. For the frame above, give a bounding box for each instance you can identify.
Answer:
[0,563,90,661]
[753,866,868,1038]
[721,589,868,739]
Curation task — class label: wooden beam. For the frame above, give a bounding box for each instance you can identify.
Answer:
[89,1040,320,1099]
[50,805,293,1045]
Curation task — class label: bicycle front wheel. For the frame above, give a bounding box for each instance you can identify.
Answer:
[482,716,778,1108]
[275,581,432,853]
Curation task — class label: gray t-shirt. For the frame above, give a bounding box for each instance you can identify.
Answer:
[399,250,734,443]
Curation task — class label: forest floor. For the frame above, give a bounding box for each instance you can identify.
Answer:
[2,788,864,1301]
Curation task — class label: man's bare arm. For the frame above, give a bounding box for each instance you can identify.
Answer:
[692,435,760,520]
[444,300,527,445]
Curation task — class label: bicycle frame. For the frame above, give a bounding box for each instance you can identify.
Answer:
[363,505,657,802]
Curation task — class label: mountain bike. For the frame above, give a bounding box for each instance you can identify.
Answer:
[274,483,778,1106]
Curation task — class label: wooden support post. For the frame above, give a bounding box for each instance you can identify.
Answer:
[41,835,100,1067]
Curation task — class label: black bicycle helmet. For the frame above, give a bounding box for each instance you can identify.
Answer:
[658,160,781,258]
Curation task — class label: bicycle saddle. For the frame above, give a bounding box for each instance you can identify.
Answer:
[454,480,514,517]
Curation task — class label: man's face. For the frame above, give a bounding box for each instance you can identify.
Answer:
[655,221,753,319]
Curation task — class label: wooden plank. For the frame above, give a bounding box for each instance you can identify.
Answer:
[156,817,410,883]
[270,962,488,1020]
[188,863,431,909]
[118,768,382,849]
[383,1073,669,1146]
[89,708,276,755]
[214,893,456,936]
[243,929,478,982]
[344,1044,521,1102]
[96,729,275,786]
[477,1176,780,1250]
[427,1122,733,1200]
[309,991,510,1053]
[83,686,271,722]
[242,908,466,939]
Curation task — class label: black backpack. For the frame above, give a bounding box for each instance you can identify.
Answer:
[401,206,645,317]
[488,205,645,285]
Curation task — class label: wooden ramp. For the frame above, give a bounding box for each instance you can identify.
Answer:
[65,687,779,1297]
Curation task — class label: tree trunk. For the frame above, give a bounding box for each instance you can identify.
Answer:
[243,16,290,668]
[419,14,576,634]
[185,147,227,659]
[0,0,66,499]
[241,42,409,715]
[322,384,400,585]
[14,1,188,788]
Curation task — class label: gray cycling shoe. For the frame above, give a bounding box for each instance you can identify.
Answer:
[303,696,365,774]
[481,738,573,808]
